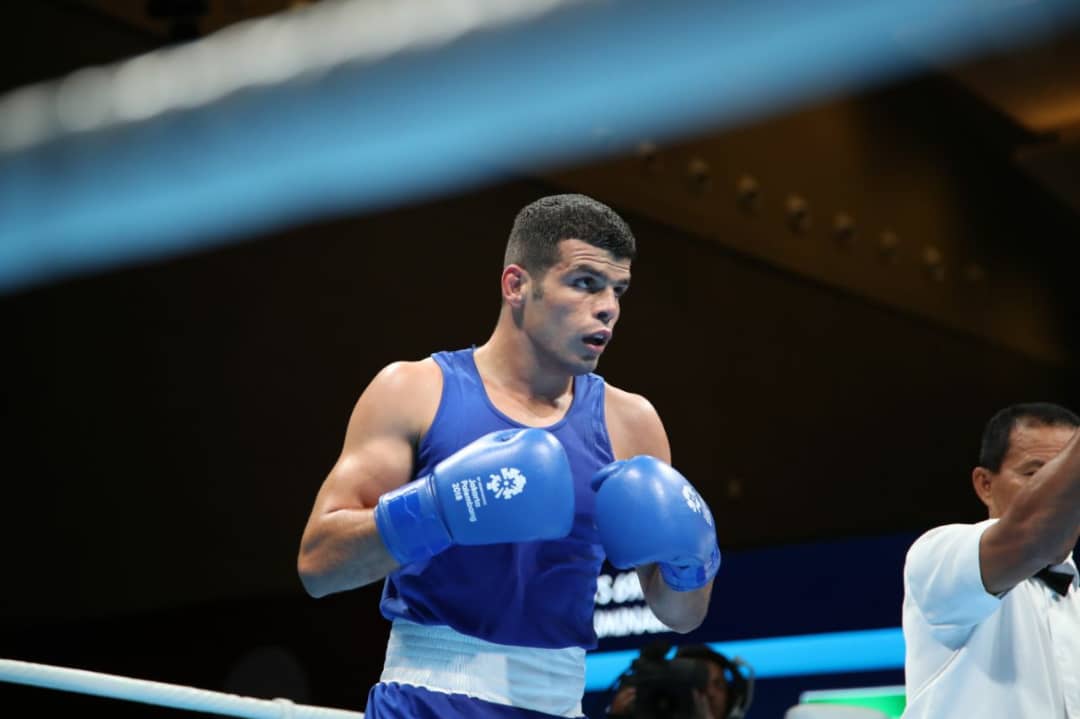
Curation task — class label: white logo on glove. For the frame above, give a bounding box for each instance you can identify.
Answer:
[487,467,527,499]
[682,485,713,526]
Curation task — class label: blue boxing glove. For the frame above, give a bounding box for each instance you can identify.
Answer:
[375,428,574,567]
[591,456,720,591]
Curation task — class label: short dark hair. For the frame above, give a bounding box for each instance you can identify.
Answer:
[675,644,732,677]
[978,402,1079,472]
[503,194,636,276]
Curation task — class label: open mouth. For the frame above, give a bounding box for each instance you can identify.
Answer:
[583,332,610,349]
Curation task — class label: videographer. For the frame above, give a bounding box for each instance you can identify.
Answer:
[606,642,753,719]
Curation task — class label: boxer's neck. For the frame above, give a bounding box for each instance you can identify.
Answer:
[473,333,573,409]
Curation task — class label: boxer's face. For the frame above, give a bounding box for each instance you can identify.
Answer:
[524,239,631,375]
[975,422,1076,518]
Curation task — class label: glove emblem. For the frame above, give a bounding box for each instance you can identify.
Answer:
[682,485,713,526]
[486,467,527,500]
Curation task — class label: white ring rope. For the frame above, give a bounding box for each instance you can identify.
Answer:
[0,658,363,719]
[0,0,576,154]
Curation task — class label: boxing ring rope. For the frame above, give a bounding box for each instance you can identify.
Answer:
[2,0,1078,293]
[0,658,364,719]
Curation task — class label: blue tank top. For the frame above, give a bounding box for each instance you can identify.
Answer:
[379,347,613,650]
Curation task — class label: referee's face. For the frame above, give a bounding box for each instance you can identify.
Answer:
[978,422,1076,519]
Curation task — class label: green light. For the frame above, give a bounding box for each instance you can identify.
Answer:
[800,685,907,718]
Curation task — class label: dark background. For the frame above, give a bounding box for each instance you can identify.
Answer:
[2,2,1079,717]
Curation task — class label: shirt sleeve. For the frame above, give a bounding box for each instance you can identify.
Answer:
[904,520,1002,629]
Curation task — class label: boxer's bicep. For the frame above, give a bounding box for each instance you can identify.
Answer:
[308,360,441,519]
[298,360,441,594]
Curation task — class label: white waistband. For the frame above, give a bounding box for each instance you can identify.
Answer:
[379,620,585,717]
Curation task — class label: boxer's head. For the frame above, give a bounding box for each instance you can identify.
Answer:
[503,194,636,289]
[500,195,635,374]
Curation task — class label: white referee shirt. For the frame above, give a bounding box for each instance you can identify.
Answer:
[902,519,1080,719]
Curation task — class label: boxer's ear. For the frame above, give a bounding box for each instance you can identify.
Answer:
[502,264,529,307]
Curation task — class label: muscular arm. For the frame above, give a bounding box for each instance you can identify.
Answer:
[297,361,440,598]
[607,387,713,633]
[979,428,1080,594]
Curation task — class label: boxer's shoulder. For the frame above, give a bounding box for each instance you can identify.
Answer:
[603,383,669,461]
[356,358,443,440]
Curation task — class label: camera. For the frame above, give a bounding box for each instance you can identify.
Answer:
[608,641,755,719]
[612,641,710,719]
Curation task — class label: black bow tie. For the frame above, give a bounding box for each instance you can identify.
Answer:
[1034,567,1074,596]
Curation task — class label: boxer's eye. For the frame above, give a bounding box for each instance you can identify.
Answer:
[573,277,597,290]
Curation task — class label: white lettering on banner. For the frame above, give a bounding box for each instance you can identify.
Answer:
[595,574,613,606]
[593,572,664,638]
[594,605,669,638]
[594,572,645,606]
